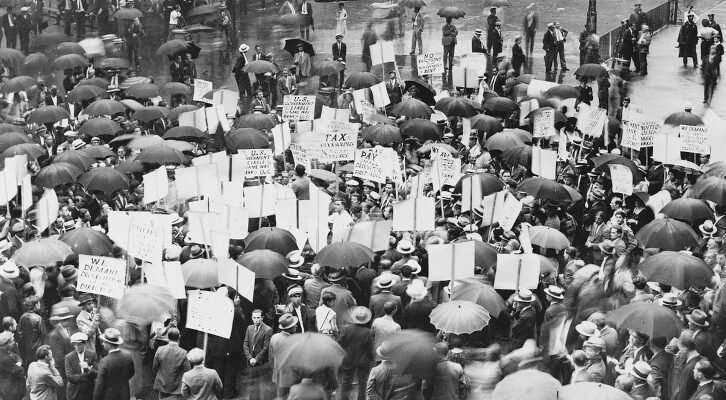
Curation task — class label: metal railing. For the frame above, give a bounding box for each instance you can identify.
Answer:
[597,0,676,61]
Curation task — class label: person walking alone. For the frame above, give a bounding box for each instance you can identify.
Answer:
[410,7,423,55]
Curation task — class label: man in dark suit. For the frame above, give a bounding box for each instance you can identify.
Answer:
[65,332,97,400]
[543,23,557,73]
[233,44,253,98]
[93,328,135,400]
[441,17,458,71]
[385,70,403,105]
[509,289,537,352]
[688,310,714,358]
[490,22,504,60]
[369,277,403,322]
[47,308,76,400]
[151,328,190,399]
[45,85,65,107]
[2,7,18,49]
[332,34,347,88]
[353,265,376,306]
[338,307,373,400]
[243,309,272,400]
[715,205,726,238]
[16,7,32,54]
[621,22,637,73]
[251,45,268,89]
[650,336,673,400]
[73,0,88,38]
[472,29,486,54]
[0,262,22,321]
[0,331,25,400]
[676,331,703,400]
[689,360,725,400]
[297,0,313,40]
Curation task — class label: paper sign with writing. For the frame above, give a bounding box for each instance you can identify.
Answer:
[679,125,710,154]
[128,222,164,263]
[452,66,480,89]
[359,99,377,124]
[370,82,391,109]
[320,105,350,122]
[576,103,606,137]
[609,164,633,196]
[77,255,127,299]
[192,79,213,103]
[531,147,557,180]
[427,241,476,281]
[5,154,28,183]
[369,40,395,65]
[386,148,404,185]
[493,253,540,290]
[460,53,487,75]
[289,143,311,170]
[282,95,316,120]
[392,197,435,231]
[558,132,568,161]
[526,79,557,98]
[319,120,358,162]
[353,147,389,184]
[639,121,659,147]
[533,109,556,138]
[480,190,523,231]
[621,121,642,150]
[239,149,275,177]
[186,290,234,339]
[431,151,461,191]
[416,52,444,75]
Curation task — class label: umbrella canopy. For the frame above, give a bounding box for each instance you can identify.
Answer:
[116,159,145,174]
[483,0,511,6]
[233,114,278,130]
[57,41,86,56]
[225,128,270,151]
[125,83,161,99]
[606,301,683,339]
[52,54,87,70]
[281,37,315,56]
[67,84,106,103]
[0,124,24,134]
[430,300,490,334]
[574,63,608,78]
[244,227,298,256]
[243,60,279,74]
[404,80,436,106]
[1,143,46,161]
[437,6,465,18]
[391,98,433,119]
[660,198,713,222]
[78,167,130,194]
[703,161,726,178]
[186,4,220,17]
[127,135,165,149]
[54,150,95,170]
[132,106,170,123]
[344,72,381,89]
[35,162,84,188]
[434,97,478,118]
[666,159,702,175]
[85,99,126,116]
[156,39,193,57]
[116,285,175,325]
[165,140,195,152]
[544,84,579,99]
[453,172,504,197]
[383,330,439,380]
[181,259,220,289]
[361,124,402,145]
[168,105,199,121]
[114,7,143,19]
[275,332,345,374]
[470,114,503,134]
[558,382,632,400]
[635,217,700,251]
[529,225,570,250]
[688,177,726,205]
[77,77,110,89]
[27,105,70,124]
[0,48,25,64]
[236,249,289,280]
[400,119,441,140]
[11,238,73,267]
[98,57,130,70]
[492,370,561,400]
[483,97,518,117]
[308,169,339,183]
[23,53,49,74]
[484,131,525,152]
[664,111,703,126]
[400,0,426,7]
[137,145,188,165]
[79,146,116,160]
[593,154,645,182]
[59,227,114,255]
[279,12,309,26]
[450,279,507,317]
[638,251,714,289]
[526,107,568,125]
[3,75,37,93]
[311,60,345,76]
[314,242,375,269]
[163,126,207,142]
[0,132,33,153]
[162,82,191,96]
[517,177,583,203]
[78,118,122,138]
[501,145,532,167]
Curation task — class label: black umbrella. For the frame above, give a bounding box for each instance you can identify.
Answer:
[664,111,704,126]
[400,119,441,141]
[282,37,315,56]
[344,72,380,90]
[435,97,478,118]
[437,6,465,18]
[574,63,608,78]
[391,98,432,119]
[635,217,700,251]
[470,114,503,134]
[404,80,436,106]
[243,227,298,256]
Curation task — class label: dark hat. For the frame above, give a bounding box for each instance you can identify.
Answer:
[687,309,709,327]
[328,270,345,282]
[100,328,124,345]
[61,265,77,281]
[278,313,299,330]
[78,293,96,306]
[189,245,204,259]
[335,33,343,39]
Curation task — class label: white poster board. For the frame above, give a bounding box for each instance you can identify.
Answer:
[392,197,435,231]
[369,40,396,65]
[427,241,476,281]
[533,109,557,138]
[609,164,633,196]
[239,149,275,178]
[282,95,316,120]
[416,52,444,75]
[77,255,127,299]
[679,125,710,154]
[319,120,358,162]
[493,253,540,290]
[353,147,389,184]
[186,290,234,339]
[193,79,213,103]
[127,223,164,263]
[531,147,557,180]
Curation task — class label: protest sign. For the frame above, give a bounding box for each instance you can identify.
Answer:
[5,154,28,183]
[576,103,606,137]
[0,168,17,206]
[369,40,395,65]
[531,147,557,180]
[431,151,461,191]
[427,241,476,281]
[558,132,568,161]
[452,66,480,89]
[392,197,435,231]
[460,174,482,212]
[186,290,234,339]
[434,90,450,102]
[621,121,642,150]
[143,167,169,204]
[77,255,127,299]
[679,125,710,154]
[353,147,389,183]
[239,149,275,177]
[175,164,221,198]
[217,259,255,302]
[36,189,59,233]
[244,184,294,218]
[480,191,523,231]
[210,230,230,259]
[609,164,633,196]
[319,120,358,162]
[210,201,249,239]
[205,106,221,134]
[526,79,557,98]
[178,108,207,131]
[460,53,487,76]
[621,104,643,123]
[21,175,32,211]
[416,52,444,75]
[212,89,239,115]
[272,123,292,156]
[370,82,391,109]
[320,105,350,122]
[193,79,213,102]
[386,148,404,185]
[332,220,392,252]
[289,143,311,170]
[493,254,541,290]
[359,99,377,124]
[647,190,672,214]
[461,117,472,149]
[639,121,659,147]
[282,95,316,120]
[533,109,556,138]
[143,261,187,299]
[128,222,164,263]
[652,134,681,163]
[519,98,539,126]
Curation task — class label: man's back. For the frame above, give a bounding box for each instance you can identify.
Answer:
[152,343,190,394]
[94,350,135,400]
[291,176,310,200]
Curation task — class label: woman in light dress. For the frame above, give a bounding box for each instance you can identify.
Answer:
[336,2,347,37]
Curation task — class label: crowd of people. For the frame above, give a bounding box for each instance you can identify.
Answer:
[0,0,725,399]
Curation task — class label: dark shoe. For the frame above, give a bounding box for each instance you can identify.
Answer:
[409,51,415,55]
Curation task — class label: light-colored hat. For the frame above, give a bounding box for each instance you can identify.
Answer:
[287,250,305,268]
[0,331,13,346]
[70,332,89,343]
[700,220,717,236]
[72,138,86,150]
[575,321,600,337]
[406,280,427,300]
[659,292,682,307]
[282,268,304,281]
[583,336,606,350]
[278,313,299,330]
[376,342,392,359]
[404,259,421,275]
[64,130,78,138]
[348,306,372,324]
[376,276,394,289]
[627,360,652,381]
[345,179,359,186]
[396,239,415,255]
[239,43,250,53]
[514,289,535,303]
[287,285,303,296]
[20,6,30,11]
[0,261,19,280]
[544,285,565,300]
[475,28,482,34]
[100,328,124,345]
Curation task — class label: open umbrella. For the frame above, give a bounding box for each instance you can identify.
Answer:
[137,145,188,165]
[127,135,165,149]
[23,53,49,74]
[125,83,161,99]
[391,98,432,119]
[400,119,441,140]
[279,13,309,26]
[11,238,73,267]
[85,99,126,116]
[233,114,278,130]
[635,217,700,251]
[67,85,106,103]
[383,330,440,380]
[450,279,507,317]
[244,227,298,256]
[225,128,270,151]
[0,48,25,64]
[558,382,632,400]
[52,54,87,70]
[156,39,192,57]
[236,249,288,280]
[703,161,726,178]
[186,4,220,17]
[181,259,220,289]
[242,60,279,74]
[606,301,683,339]
[400,0,426,7]
[664,111,703,126]
[120,76,154,89]
[116,160,145,174]
[132,106,169,123]
[314,242,375,269]
[484,131,525,152]
[0,124,24,134]
[492,370,561,400]
[163,126,207,142]
[501,145,532,167]
[574,63,608,78]
[483,0,511,6]
[3,76,37,93]
[453,172,504,197]
[660,198,712,222]
[344,72,380,89]
[78,167,130,194]
[593,154,645,182]
[57,42,86,56]
[311,60,346,77]
[275,332,345,374]
[168,105,199,121]
[638,251,713,289]
[483,97,518,117]
[35,162,84,188]
[78,38,106,58]
[27,105,70,124]
[0,132,33,153]
[59,227,114,255]
[435,97,478,118]
[404,80,436,106]
[470,114,503,134]
[430,300,490,334]
[529,225,570,250]
[116,285,174,325]
[79,146,115,160]
[281,37,315,56]
[517,177,583,203]
[165,140,195,152]
[308,169,339,183]
[688,177,726,205]
[526,107,568,125]
[361,124,402,145]
[114,7,144,19]
[162,82,191,96]
[54,150,95,170]
[78,118,122,138]
[544,84,579,99]
[1,143,46,161]
[77,77,110,89]
[666,159,702,175]
[437,6,465,18]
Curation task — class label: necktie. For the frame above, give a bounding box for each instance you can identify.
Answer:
[78,0,83,12]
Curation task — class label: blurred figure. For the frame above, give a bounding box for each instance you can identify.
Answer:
[363,22,378,71]
[181,348,223,400]
[523,4,538,56]
[410,7,423,55]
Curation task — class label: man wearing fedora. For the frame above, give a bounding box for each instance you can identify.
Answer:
[0,261,22,321]
[509,289,537,352]
[243,309,272,400]
[47,307,76,400]
[587,312,619,357]
[293,43,312,80]
[688,309,714,359]
[543,285,566,324]
[649,336,673,400]
[582,336,607,382]
[76,294,100,355]
[0,331,25,400]
[338,306,373,400]
[270,313,297,398]
[93,328,134,400]
[65,332,97,400]
[369,277,402,322]
[232,44,253,100]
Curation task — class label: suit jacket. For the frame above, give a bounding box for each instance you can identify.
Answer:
[293,52,312,77]
[2,13,17,33]
[16,14,32,33]
[152,343,190,394]
[472,35,486,53]
[277,75,297,99]
[0,347,25,399]
[232,56,249,79]
[490,28,503,55]
[631,382,657,400]
[688,381,725,400]
[288,378,327,400]
[509,306,536,351]
[401,299,435,333]
[44,94,65,107]
[543,29,556,51]
[93,349,135,400]
[337,324,373,368]
[715,216,726,238]
[65,349,97,400]
[332,42,347,62]
[0,276,22,320]
[677,355,703,400]
[46,327,74,371]
[650,350,673,400]
[270,331,293,386]
[252,52,267,62]
[385,79,404,104]
[369,291,403,321]
[297,1,314,26]
[694,329,713,358]
[242,323,272,365]
[411,12,423,32]
[442,23,458,46]
[584,359,606,383]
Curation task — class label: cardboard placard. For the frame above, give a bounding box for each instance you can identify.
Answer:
[128,222,164,263]
[493,253,540,290]
[353,147,389,184]
[217,258,255,302]
[427,241,476,281]
[35,189,59,234]
[452,66,480,89]
[272,123,291,156]
[193,79,213,102]
[369,40,396,65]
[289,143,311,170]
[282,95,316,120]
[186,290,234,339]
[647,190,672,214]
[143,261,187,299]
[480,190,523,231]
[370,82,391,109]
[533,109,557,138]
[392,197,435,231]
[576,103,606,137]
[175,164,221,199]
[531,147,557,180]
[639,121,659,148]
[212,89,240,116]
[319,120,358,162]
[332,220,392,252]
[359,99,377,124]
[519,98,539,126]
[652,134,681,163]
[431,151,461,191]
[77,255,127,299]
[143,166,169,205]
[621,121,642,150]
[320,105,350,122]
[239,149,275,178]
[609,164,633,196]
[679,125,710,154]
[460,174,482,213]
[621,104,643,123]
[178,108,207,131]
[21,175,32,211]
[526,79,557,98]
[416,52,445,75]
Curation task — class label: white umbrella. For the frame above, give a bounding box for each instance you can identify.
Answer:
[78,38,106,58]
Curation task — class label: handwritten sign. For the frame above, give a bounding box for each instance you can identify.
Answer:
[77,255,127,299]
[319,120,358,162]
[282,95,316,120]
[621,104,643,123]
[359,99,377,124]
[186,290,234,339]
[353,147,389,184]
[621,121,642,150]
[431,151,461,191]
[128,223,164,263]
[417,52,444,75]
[639,121,659,147]
[533,109,556,138]
[289,143,311,170]
[193,79,213,103]
[576,103,607,137]
[609,164,633,196]
[480,190,523,231]
[239,149,275,177]
[679,125,710,154]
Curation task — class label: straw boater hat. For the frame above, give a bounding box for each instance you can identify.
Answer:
[328,270,345,282]
[575,321,601,337]
[404,259,421,275]
[514,289,535,303]
[287,285,303,297]
[0,261,19,280]
[286,250,305,268]
[376,276,394,289]
[239,43,250,53]
[348,306,372,325]
[544,285,565,300]
[659,292,683,307]
[700,220,718,236]
[396,239,415,255]
[583,336,606,350]
[100,328,124,345]
[627,361,652,381]
[70,332,88,343]
[282,268,304,281]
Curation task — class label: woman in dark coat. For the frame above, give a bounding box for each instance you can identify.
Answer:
[678,14,699,67]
